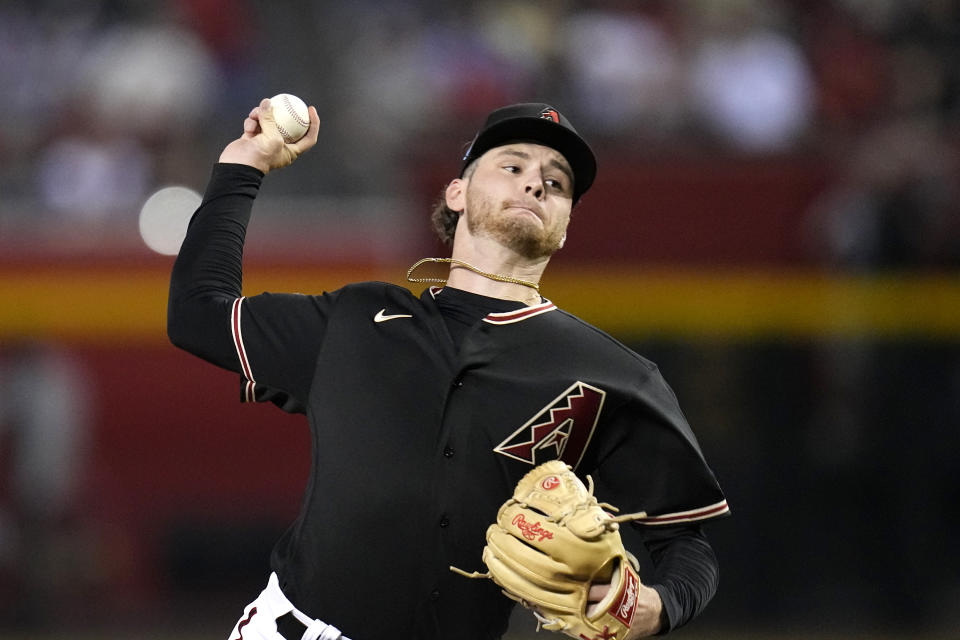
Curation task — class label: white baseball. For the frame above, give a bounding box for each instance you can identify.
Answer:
[269,93,310,143]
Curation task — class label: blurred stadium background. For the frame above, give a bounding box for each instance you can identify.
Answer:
[1,0,958,638]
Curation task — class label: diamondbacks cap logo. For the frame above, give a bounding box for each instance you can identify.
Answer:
[494,381,606,469]
[540,108,560,123]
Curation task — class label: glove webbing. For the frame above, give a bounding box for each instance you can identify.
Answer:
[449,473,647,580]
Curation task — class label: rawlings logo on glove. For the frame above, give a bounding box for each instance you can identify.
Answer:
[612,569,639,626]
[452,460,648,640]
[513,513,555,542]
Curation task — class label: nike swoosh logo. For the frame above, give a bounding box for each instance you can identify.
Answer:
[374,308,413,323]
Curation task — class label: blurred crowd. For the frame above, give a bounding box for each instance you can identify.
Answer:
[0,0,957,267]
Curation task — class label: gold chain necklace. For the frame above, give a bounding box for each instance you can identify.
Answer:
[406,257,540,293]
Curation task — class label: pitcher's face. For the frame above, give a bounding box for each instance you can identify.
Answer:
[462,143,574,259]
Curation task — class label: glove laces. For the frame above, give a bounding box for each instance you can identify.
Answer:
[581,473,648,527]
[448,473,646,581]
[528,473,647,529]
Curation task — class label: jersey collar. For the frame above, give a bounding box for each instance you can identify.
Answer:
[428,286,557,324]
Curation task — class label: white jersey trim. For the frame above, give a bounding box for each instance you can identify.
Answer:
[641,500,730,525]
[231,297,256,403]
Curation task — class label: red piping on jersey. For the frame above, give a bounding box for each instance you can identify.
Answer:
[643,500,730,525]
[429,287,556,324]
[232,297,256,401]
[232,606,257,640]
[483,301,556,324]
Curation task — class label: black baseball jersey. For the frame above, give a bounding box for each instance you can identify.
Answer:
[168,164,729,640]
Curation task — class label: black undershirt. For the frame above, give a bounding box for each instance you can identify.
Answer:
[432,286,718,633]
[433,286,528,347]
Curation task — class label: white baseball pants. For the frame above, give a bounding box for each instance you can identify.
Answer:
[228,572,351,640]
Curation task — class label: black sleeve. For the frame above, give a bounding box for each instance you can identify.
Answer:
[167,163,335,407]
[591,364,729,526]
[640,523,719,634]
[167,162,264,371]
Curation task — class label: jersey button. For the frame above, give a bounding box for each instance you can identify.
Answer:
[439,516,450,528]
[443,446,454,458]
[430,589,441,601]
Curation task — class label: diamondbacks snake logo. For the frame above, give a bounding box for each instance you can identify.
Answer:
[494,381,606,469]
[540,108,560,123]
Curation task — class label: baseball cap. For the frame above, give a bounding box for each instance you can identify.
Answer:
[460,103,597,202]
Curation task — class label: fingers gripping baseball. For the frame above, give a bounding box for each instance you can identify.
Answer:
[219,98,320,174]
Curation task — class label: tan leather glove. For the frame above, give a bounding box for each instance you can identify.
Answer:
[455,461,647,640]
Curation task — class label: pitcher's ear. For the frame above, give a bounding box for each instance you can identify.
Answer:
[445,178,466,213]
